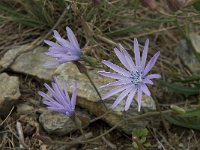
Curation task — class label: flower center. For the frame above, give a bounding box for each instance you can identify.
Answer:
[130,70,143,85]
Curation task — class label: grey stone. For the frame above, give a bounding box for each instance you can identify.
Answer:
[0,45,28,69]
[0,73,21,115]
[176,39,200,73]
[0,45,57,80]
[39,110,76,135]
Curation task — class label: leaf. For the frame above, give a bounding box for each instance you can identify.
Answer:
[159,80,199,96]
[193,0,200,11]
[165,115,200,130]
[183,108,200,117]
[132,128,149,138]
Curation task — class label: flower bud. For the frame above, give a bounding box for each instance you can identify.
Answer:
[170,105,186,114]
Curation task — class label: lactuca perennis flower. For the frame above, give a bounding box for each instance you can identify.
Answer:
[98,38,160,112]
[44,27,82,66]
[38,77,77,117]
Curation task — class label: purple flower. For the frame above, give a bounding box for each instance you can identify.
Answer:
[98,38,160,112]
[44,27,82,66]
[38,77,77,117]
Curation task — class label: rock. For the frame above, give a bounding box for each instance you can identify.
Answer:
[17,103,34,114]
[39,110,77,135]
[2,45,156,134]
[0,73,21,115]
[190,33,200,54]
[0,45,57,80]
[176,39,200,73]
[0,45,28,69]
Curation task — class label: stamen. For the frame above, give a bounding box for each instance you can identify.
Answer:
[130,70,143,85]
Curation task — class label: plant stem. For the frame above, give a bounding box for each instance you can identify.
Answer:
[74,61,108,110]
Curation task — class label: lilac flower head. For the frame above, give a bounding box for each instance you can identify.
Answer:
[98,38,160,112]
[38,77,78,117]
[44,27,82,66]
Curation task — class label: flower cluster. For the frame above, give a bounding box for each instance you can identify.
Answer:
[99,38,160,111]
[44,27,82,67]
[39,26,160,116]
[38,77,77,117]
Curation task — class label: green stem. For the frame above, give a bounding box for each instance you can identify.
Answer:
[74,61,108,110]
[73,115,86,140]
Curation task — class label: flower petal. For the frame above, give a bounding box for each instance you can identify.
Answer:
[137,88,142,112]
[111,86,133,109]
[102,84,132,100]
[146,74,161,79]
[66,27,80,50]
[141,84,151,96]
[141,39,149,69]
[102,60,130,76]
[38,91,54,102]
[134,38,140,66]
[114,48,130,70]
[99,80,130,89]
[119,44,136,72]
[143,51,160,76]
[143,78,153,85]
[44,40,60,47]
[125,87,137,111]
[98,71,129,80]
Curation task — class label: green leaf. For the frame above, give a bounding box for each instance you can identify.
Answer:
[133,142,139,149]
[159,80,199,96]
[144,142,151,148]
[193,0,200,11]
[183,108,200,117]
[132,128,149,138]
[165,115,200,130]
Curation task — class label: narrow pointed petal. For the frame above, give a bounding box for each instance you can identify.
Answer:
[141,39,149,69]
[119,44,136,71]
[99,80,130,89]
[44,40,60,47]
[47,107,66,113]
[66,27,80,50]
[60,55,80,62]
[114,48,130,70]
[53,30,61,38]
[137,88,142,112]
[98,71,129,80]
[146,74,161,79]
[143,51,160,76]
[134,38,140,66]
[141,84,151,96]
[63,80,71,101]
[102,60,130,76]
[71,81,77,110]
[102,84,132,100]
[111,86,133,109]
[38,91,54,102]
[125,88,137,111]
[143,78,153,85]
